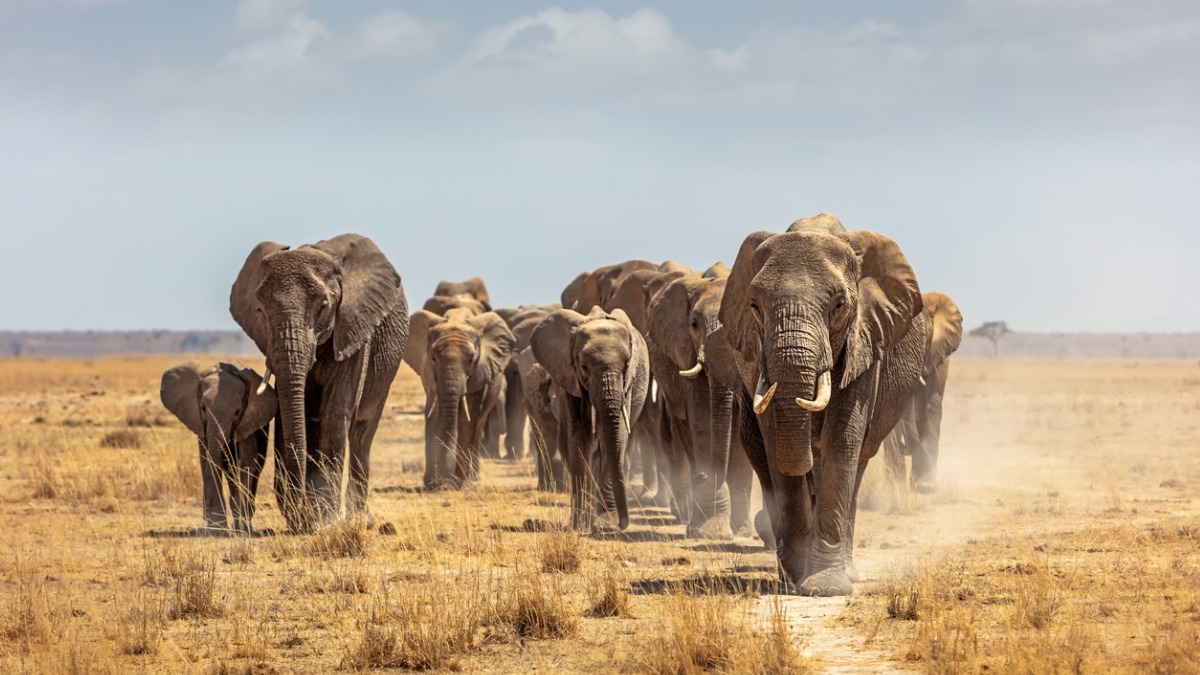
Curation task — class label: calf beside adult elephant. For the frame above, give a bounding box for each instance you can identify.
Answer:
[160,362,277,534]
[230,234,409,532]
[883,291,963,493]
[718,213,927,596]
[530,306,650,532]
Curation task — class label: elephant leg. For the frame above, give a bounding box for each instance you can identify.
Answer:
[882,428,907,485]
[482,402,503,460]
[841,459,870,583]
[347,409,383,520]
[561,397,594,531]
[309,415,349,523]
[230,428,268,533]
[800,408,870,597]
[727,437,754,538]
[911,363,947,494]
[198,438,227,532]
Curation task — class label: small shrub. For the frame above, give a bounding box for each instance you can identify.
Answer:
[586,569,630,618]
[540,532,582,573]
[495,575,578,640]
[305,520,370,559]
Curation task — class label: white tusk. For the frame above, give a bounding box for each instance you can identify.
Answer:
[651,380,658,404]
[752,375,777,415]
[796,371,832,411]
[621,401,631,434]
[426,398,437,419]
[919,375,926,386]
[461,397,471,423]
[256,361,272,395]
[679,362,703,378]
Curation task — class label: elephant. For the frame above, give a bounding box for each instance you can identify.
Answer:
[487,304,558,461]
[646,268,754,540]
[717,213,927,596]
[517,346,568,492]
[423,294,488,317]
[404,307,515,489]
[883,291,963,493]
[160,362,277,534]
[434,278,492,311]
[530,306,650,532]
[563,260,685,314]
[230,234,409,532]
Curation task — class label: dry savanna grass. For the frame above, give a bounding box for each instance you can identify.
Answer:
[0,355,1197,672]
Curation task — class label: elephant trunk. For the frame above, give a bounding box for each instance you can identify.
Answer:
[596,373,629,530]
[434,374,468,485]
[270,318,316,531]
[763,323,831,477]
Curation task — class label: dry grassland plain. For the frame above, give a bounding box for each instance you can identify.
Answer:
[0,355,1197,673]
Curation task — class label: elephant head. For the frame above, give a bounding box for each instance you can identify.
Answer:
[906,291,963,492]
[404,307,515,488]
[160,362,277,531]
[922,291,963,376]
[433,278,492,311]
[422,294,489,317]
[229,234,405,526]
[530,306,649,532]
[720,213,922,478]
[647,270,735,538]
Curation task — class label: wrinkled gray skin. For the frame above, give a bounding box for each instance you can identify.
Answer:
[530,307,650,533]
[160,363,277,534]
[404,308,515,489]
[883,291,963,493]
[719,213,927,596]
[518,346,568,492]
[230,234,409,532]
[647,269,755,540]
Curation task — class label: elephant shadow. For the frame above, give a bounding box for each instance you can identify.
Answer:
[591,529,685,543]
[629,573,782,596]
[685,542,767,555]
[141,527,280,539]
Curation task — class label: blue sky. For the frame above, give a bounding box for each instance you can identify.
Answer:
[2,0,1197,332]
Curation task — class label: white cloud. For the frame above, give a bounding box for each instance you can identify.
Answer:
[709,45,748,73]
[343,10,442,60]
[219,11,330,79]
[441,7,693,93]
[233,0,307,36]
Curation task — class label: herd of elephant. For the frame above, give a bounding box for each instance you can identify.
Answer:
[157,215,964,597]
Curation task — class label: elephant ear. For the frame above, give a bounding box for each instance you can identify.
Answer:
[561,271,590,311]
[717,231,776,372]
[530,309,585,397]
[702,262,730,279]
[703,326,747,393]
[311,234,405,362]
[160,363,204,436]
[923,292,963,373]
[607,308,644,387]
[230,241,289,356]
[403,309,442,383]
[840,230,923,388]
[467,312,516,392]
[647,274,699,372]
[233,366,277,442]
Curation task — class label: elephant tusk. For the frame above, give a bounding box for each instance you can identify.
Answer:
[461,397,471,423]
[679,362,703,378]
[796,371,832,412]
[752,375,777,415]
[426,398,437,419]
[919,375,926,386]
[621,402,631,434]
[650,380,658,404]
[256,361,272,395]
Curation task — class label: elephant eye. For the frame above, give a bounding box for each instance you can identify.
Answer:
[835,295,845,309]
[690,318,699,330]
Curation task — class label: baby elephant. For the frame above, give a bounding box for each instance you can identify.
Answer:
[160,362,277,534]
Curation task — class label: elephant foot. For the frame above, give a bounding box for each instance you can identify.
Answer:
[912,476,938,494]
[733,524,754,539]
[591,511,624,536]
[845,559,861,584]
[754,510,777,550]
[637,487,673,509]
[687,516,734,541]
[201,525,230,537]
[799,567,854,597]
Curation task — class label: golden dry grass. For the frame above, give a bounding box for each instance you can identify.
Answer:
[0,355,1196,673]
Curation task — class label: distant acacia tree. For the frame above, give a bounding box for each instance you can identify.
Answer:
[970,321,1011,356]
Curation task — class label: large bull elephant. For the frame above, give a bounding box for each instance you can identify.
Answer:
[883,291,963,493]
[160,362,277,534]
[530,307,650,533]
[230,234,409,532]
[404,308,515,489]
[717,213,927,596]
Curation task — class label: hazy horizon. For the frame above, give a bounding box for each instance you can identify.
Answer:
[2,1,1197,333]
